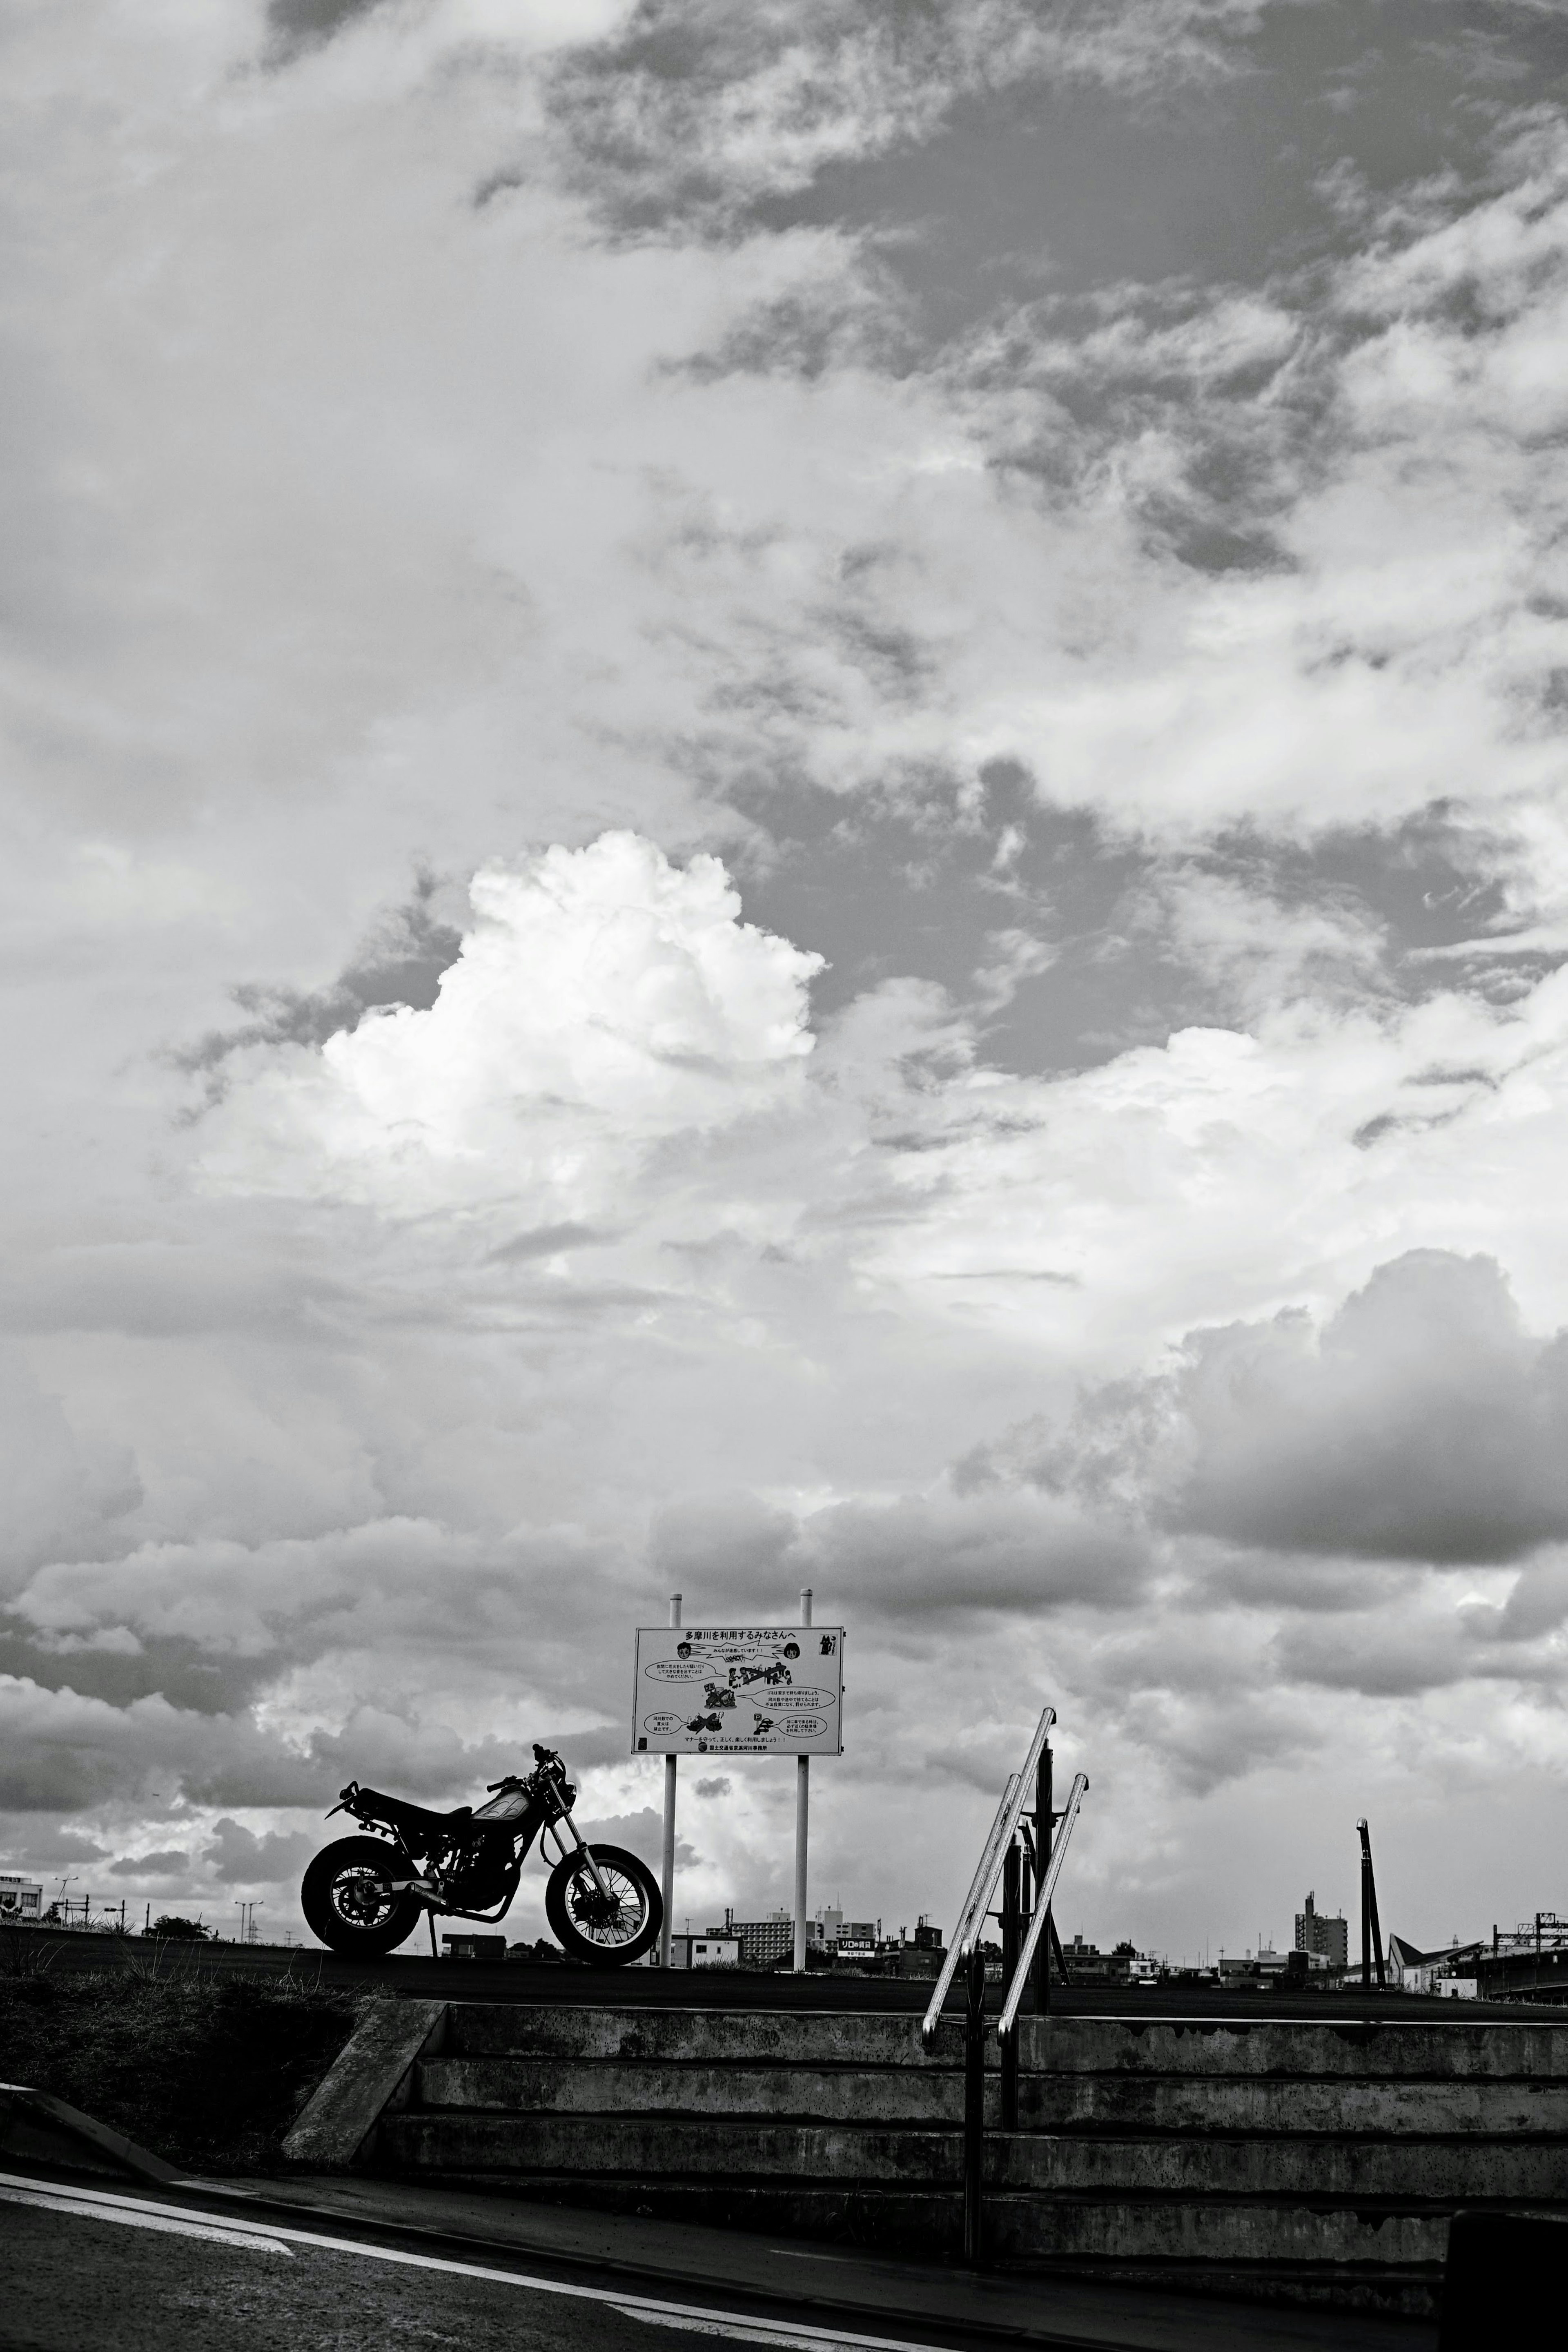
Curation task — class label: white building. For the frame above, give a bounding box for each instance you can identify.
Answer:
[0,1875,42,1919]
[667,1933,739,1968]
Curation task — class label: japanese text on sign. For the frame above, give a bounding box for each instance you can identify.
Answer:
[631,1625,844,1755]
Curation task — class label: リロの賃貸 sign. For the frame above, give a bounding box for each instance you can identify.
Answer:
[631,1625,844,1755]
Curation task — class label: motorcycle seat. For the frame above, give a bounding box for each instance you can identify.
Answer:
[358,1788,477,1842]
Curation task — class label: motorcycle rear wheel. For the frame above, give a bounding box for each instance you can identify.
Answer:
[302,1835,421,1956]
[545,1842,662,1967]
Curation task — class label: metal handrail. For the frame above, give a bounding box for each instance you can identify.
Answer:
[920,1705,1056,2044]
[998,1770,1087,2037]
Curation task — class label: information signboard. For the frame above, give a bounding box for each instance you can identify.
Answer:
[632,1624,844,1756]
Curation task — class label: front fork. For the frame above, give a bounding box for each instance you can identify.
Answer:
[545,1792,614,1904]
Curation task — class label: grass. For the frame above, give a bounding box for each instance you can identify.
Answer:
[0,1950,362,2174]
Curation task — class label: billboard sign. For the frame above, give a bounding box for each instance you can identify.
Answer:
[632,1625,844,1755]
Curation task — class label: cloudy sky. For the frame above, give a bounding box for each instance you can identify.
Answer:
[4,0,1568,1960]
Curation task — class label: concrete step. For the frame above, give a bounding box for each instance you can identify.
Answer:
[1020,2075,1568,2136]
[442,2005,959,2069]
[983,2194,1454,2308]
[381,2112,963,2183]
[420,2053,1568,2138]
[441,2003,1568,2084]
[418,2057,964,2122]
[383,2105,1568,2202]
[1012,2016,1568,2079]
[995,2135,1568,2200]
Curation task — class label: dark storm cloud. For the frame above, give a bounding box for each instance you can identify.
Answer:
[206,1817,316,1882]
[0,1668,556,1817]
[0,1622,272,1716]
[652,1482,1149,1618]
[176,872,463,1100]
[983,1252,1568,1569]
[106,1846,192,1877]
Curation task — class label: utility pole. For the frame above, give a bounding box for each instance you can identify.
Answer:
[793,1586,812,1973]
[1358,1820,1386,1991]
[659,1594,681,1968]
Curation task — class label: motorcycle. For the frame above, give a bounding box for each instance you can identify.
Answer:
[300,1743,662,1966]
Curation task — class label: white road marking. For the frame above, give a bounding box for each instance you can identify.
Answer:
[0,2181,292,2254]
[618,2312,868,2350]
[0,2175,956,2352]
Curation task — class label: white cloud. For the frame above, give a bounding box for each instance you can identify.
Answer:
[198,833,822,1214]
[6,3,1568,1957]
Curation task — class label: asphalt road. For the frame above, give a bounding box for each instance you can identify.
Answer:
[0,2176,975,2352]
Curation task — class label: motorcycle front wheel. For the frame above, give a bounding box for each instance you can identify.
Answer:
[302,1835,421,1956]
[545,1842,662,1966]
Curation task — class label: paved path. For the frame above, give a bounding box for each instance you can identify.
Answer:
[0,2166,1437,2352]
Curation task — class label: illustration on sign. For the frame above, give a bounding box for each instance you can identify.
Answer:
[631,1626,844,1755]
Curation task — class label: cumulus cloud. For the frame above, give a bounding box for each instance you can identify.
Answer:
[198,834,822,1216]
[991,1252,1568,1569]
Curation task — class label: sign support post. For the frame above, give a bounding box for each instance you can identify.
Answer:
[659,1592,680,1968]
[794,1585,812,1973]
[631,1605,842,1973]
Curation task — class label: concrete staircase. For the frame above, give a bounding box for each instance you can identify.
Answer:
[364,2003,1568,2316]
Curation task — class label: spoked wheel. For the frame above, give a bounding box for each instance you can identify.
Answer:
[301,1835,421,1956]
[545,1842,662,1967]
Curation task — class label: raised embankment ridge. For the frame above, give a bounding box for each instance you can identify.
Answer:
[286,2000,1568,2316]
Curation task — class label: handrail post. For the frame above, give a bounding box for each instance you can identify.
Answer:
[1000,1841,1020,2132]
[922,1706,1055,2048]
[1033,1738,1052,2016]
[997,1775,1089,2040]
[962,1942,987,2268]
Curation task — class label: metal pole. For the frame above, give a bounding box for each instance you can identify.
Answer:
[962,1942,987,2267]
[794,1586,812,1973]
[660,1593,681,1968]
[1358,1819,1385,1990]
[1032,1740,1052,2015]
[1000,1841,1020,2132]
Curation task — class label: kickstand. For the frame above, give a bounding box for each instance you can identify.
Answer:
[428,1912,439,1960]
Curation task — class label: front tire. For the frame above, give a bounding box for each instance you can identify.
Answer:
[545,1843,662,1966]
[302,1835,421,1956]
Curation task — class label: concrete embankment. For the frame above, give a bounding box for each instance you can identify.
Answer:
[285,2000,1568,2316]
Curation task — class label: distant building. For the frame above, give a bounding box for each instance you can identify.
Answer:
[1295,1891,1348,1969]
[729,1910,796,1967]
[836,1919,880,1956]
[669,1933,739,1968]
[0,1875,41,1919]
[1388,1933,1485,1994]
[812,1905,882,1957]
